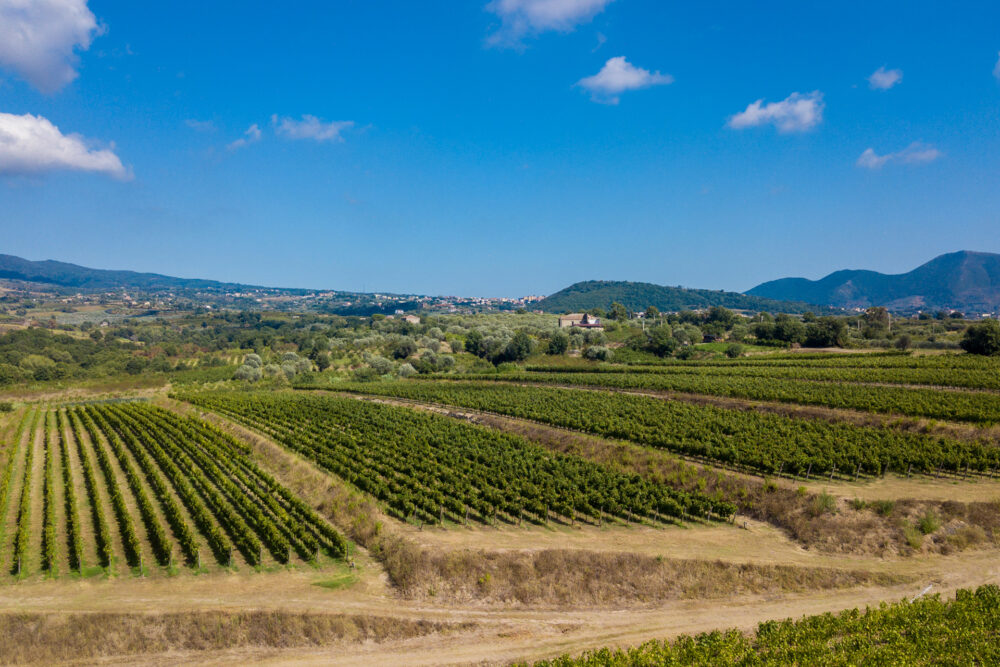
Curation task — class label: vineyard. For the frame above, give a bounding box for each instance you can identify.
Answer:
[0,402,346,578]
[328,381,1000,477]
[526,584,1000,666]
[526,357,1000,391]
[454,369,1000,425]
[179,391,736,526]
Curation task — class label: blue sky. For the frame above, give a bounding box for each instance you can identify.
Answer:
[1,1,999,297]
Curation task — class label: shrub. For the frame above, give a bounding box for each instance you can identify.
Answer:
[850,498,867,511]
[583,345,612,361]
[724,343,744,359]
[917,510,941,535]
[233,364,261,382]
[903,523,924,549]
[808,491,837,517]
[872,500,895,517]
[960,320,1000,355]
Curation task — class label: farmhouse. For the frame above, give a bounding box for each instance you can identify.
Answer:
[558,313,604,330]
[401,314,421,324]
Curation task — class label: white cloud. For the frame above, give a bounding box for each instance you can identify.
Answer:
[856,142,942,169]
[727,91,824,133]
[272,115,354,142]
[227,124,261,150]
[487,0,612,46]
[0,111,127,179]
[868,66,902,90]
[0,0,101,93]
[576,56,672,104]
[994,51,1000,79]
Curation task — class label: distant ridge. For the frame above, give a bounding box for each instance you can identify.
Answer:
[537,280,819,314]
[0,254,270,292]
[748,251,1000,314]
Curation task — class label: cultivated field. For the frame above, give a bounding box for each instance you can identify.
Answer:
[2,348,1000,664]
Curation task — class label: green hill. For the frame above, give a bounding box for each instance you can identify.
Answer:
[537,280,819,314]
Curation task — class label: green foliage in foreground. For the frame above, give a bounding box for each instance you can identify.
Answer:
[330,381,1000,476]
[525,585,1000,666]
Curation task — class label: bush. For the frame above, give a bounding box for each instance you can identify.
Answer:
[808,491,837,517]
[233,364,261,382]
[583,345,612,361]
[903,523,924,549]
[397,363,417,378]
[0,401,13,413]
[960,320,1000,355]
[724,343,744,359]
[850,498,867,511]
[872,500,895,517]
[917,509,941,535]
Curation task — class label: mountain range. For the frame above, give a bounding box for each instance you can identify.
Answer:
[748,251,1000,314]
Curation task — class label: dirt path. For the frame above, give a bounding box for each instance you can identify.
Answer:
[0,546,997,665]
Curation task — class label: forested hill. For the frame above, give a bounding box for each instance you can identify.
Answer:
[537,280,818,314]
[748,251,1000,313]
[0,254,278,293]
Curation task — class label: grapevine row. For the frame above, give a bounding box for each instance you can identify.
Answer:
[181,391,736,526]
[55,410,82,572]
[331,381,1000,477]
[455,370,1000,425]
[72,407,143,568]
[67,409,113,569]
[527,585,1000,666]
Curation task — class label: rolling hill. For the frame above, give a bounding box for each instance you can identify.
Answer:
[537,280,819,314]
[0,253,274,293]
[748,251,1000,314]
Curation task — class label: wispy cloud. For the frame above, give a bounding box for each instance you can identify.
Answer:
[486,0,613,47]
[227,124,261,150]
[868,66,902,90]
[272,115,354,142]
[856,142,942,169]
[185,119,216,133]
[994,52,1000,79]
[728,91,824,133]
[0,111,128,179]
[576,56,672,104]
[0,0,102,94]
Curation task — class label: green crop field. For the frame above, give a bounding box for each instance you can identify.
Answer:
[325,381,1000,478]
[0,402,346,578]
[179,391,736,526]
[526,585,1000,666]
